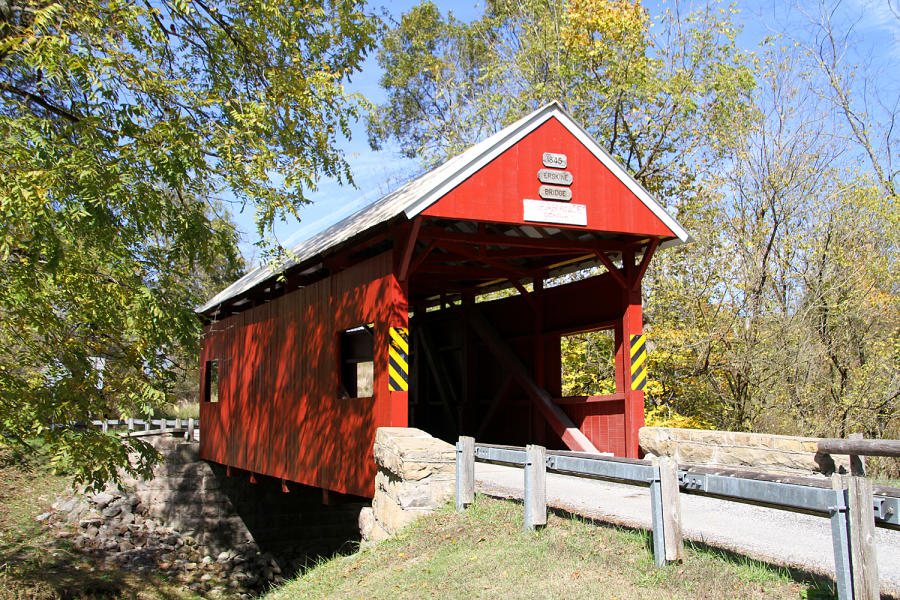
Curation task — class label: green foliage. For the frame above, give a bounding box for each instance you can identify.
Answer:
[0,0,377,489]
[560,331,615,397]
[369,0,755,193]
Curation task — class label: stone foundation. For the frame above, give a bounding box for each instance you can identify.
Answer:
[359,427,455,544]
[639,427,850,477]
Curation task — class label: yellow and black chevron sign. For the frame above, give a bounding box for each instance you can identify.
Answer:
[630,334,647,392]
[388,327,409,392]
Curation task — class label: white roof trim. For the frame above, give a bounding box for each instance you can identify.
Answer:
[403,103,562,218]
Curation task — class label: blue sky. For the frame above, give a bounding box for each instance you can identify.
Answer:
[230,0,900,264]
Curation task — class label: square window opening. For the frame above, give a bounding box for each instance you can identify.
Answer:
[340,324,374,398]
[204,359,219,403]
[561,329,616,397]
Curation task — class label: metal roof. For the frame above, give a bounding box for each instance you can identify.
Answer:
[198,101,689,314]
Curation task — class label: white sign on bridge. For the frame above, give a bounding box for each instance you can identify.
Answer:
[523,199,587,226]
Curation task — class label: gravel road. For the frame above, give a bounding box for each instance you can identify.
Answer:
[475,462,900,594]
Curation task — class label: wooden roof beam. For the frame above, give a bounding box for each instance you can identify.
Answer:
[419,226,639,253]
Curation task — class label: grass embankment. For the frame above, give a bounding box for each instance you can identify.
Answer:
[0,447,201,600]
[267,496,835,600]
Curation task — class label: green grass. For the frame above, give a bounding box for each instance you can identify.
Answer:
[0,445,206,600]
[265,495,836,600]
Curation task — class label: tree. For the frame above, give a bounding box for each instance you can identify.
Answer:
[0,0,377,488]
[369,0,755,197]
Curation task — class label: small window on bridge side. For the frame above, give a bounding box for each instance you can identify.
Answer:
[339,324,374,398]
[561,329,616,396]
[204,359,219,403]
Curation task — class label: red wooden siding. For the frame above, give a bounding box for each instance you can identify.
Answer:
[199,252,407,498]
[422,117,676,238]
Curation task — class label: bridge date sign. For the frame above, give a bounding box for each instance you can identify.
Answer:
[542,152,567,168]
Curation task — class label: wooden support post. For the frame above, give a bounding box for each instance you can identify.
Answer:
[175,417,182,430]
[102,420,108,434]
[523,444,547,530]
[144,419,150,432]
[456,436,475,512]
[127,417,134,432]
[187,418,195,441]
[658,456,683,562]
[847,433,879,600]
[848,432,867,477]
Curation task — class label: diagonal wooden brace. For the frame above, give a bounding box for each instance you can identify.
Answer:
[464,308,599,453]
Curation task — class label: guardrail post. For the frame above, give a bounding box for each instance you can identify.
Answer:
[829,487,854,600]
[649,465,666,566]
[848,477,879,599]
[456,436,474,512]
[175,417,182,430]
[144,418,150,431]
[127,417,134,432]
[187,418,195,441]
[843,432,879,600]
[101,419,108,434]
[523,444,546,530]
[658,457,683,562]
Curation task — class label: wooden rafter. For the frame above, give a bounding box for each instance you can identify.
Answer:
[398,217,423,282]
[592,250,628,289]
[406,239,436,278]
[434,241,535,279]
[630,238,659,290]
[419,226,637,253]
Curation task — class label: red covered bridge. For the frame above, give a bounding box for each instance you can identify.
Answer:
[197,102,690,498]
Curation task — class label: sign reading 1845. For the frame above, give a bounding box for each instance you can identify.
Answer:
[542,152,567,169]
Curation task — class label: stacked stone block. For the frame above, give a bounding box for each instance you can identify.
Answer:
[359,427,455,543]
[639,427,850,477]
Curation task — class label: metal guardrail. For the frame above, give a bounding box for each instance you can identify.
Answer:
[458,439,896,600]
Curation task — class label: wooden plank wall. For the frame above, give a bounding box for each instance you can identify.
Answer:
[199,252,405,498]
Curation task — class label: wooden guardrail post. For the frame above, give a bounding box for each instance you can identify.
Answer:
[847,433,879,600]
[523,444,547,530]
[187,418,195,441]
[658,456,684,562]
[127,417,134,432]
[456,436,474,512]
[101,419,108,434]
